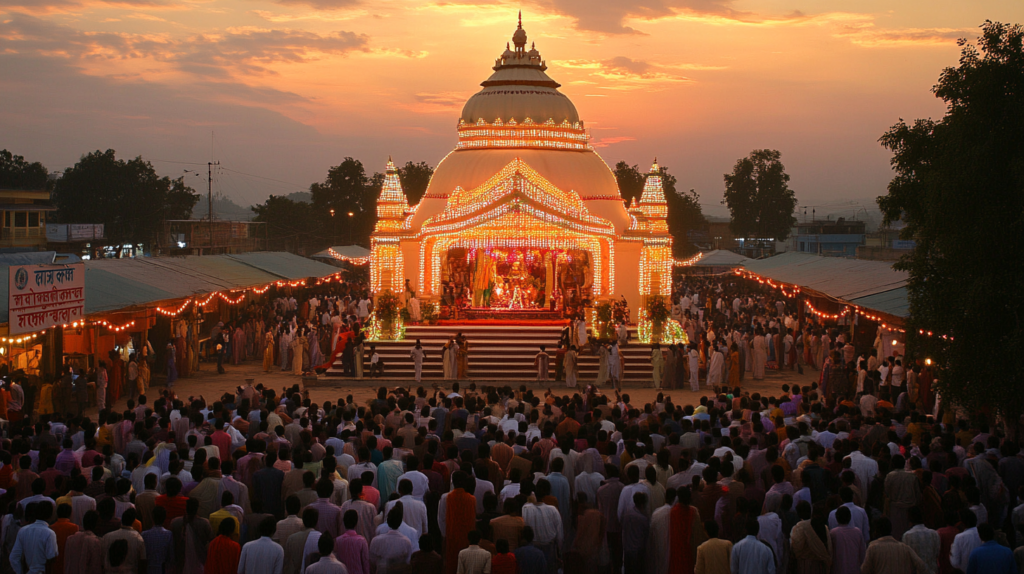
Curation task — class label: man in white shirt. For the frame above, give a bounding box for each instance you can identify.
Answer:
[949,511,982,573]
[239,516,285,574]
[10,502,57,574]
[306,535,347,574]
[521,480,563,555]
[384,480,429,542]
[370,506,413,571]
[827,488,871,544]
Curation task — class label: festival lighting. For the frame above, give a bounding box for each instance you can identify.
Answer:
[327,248,371,265]
[456,120,591,151]
[674,253,704,267]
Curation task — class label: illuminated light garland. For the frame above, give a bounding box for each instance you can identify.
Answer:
[196,292,218,307]
[805,301,849,321]
[251,285,271,294]
[0,332,42,344]
[735,268,951,338]
[217,292,245,305]
[315,273,345,286]
[327,248,371,265]
[674,252,704,267]
[156,299,194,317]
[456,121,591,152]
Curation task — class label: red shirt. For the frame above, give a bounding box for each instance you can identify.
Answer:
[205,534,241,574]
[212,430,232,462]
[155,494,188,522]
[492,552,517,574]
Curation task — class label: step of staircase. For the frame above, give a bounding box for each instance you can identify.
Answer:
[326,323,656,381]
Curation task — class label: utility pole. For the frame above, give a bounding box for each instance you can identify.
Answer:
[208,161,219,255]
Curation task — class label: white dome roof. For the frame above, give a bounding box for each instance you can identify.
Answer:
[460,23,580,125]
[413,19,629,234]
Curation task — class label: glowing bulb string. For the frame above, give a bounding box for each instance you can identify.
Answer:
[327,248,371,265]
[734,269,954,339]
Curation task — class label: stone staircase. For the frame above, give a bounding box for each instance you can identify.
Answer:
[325,323,656,382]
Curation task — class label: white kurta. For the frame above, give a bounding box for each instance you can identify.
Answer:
[707,350,724,387]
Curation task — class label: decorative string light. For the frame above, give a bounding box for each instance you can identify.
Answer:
[327,248,371,265]
[156,299,193,317]
[456,121,590,152]
[0,332,42,344]
[674,253,704,267]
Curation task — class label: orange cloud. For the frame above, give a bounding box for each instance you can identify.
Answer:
[591,135,636,147]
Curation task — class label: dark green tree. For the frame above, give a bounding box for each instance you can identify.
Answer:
[0,150,48,190]
[722,149,797,244]
[397,161,433,206]
[251,195,321,254]
[52,150,199,246]
[310,157,379,247]
[877,21,1024,437]
[614,161,706,256]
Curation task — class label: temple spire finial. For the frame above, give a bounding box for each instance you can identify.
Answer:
[518,10,522,29]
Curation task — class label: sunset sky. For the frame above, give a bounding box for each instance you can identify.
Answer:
[2,0,1021,219]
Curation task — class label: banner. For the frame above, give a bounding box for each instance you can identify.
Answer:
[8,263,85,335]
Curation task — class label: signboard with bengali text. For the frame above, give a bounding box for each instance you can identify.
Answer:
[8,263,85,335]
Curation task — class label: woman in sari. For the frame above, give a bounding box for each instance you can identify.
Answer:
[729,343,741,386]
[262,328,275,373]
[137,355,150,398]
[278,325,291,371]
[308,325,324,369]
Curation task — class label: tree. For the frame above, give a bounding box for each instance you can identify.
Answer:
[614,161,706,256]
[722,149,797,245]
[0,150,48,190]
[52,150,199,246]
[251,195,321,254]
[310,157,379,247]
[877,21,1024,437]
[398,161,433,206]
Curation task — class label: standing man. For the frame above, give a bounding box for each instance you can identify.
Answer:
[238,517,285,574]
[731,518,775,574]
[621,492,650,574]
[411,341,426,383]
[10,503,57,574]
[694,521,732,574]
[534,346,549,382]
[902,507,940,574]
[688,345,700,392]
[861,517,928,574]
[96,361,108,411]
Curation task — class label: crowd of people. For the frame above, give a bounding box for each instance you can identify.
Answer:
[0,362,1019,574]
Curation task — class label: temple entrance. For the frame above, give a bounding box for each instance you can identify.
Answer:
[441,247,593,315]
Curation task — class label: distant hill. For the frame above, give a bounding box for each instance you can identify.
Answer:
[192,193,255,221]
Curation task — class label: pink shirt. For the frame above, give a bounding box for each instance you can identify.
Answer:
[335,530,370,574]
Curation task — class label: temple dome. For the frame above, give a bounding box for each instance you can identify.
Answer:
[417,17,629,233]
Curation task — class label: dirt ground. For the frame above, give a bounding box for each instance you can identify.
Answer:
[95,355,825,416]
